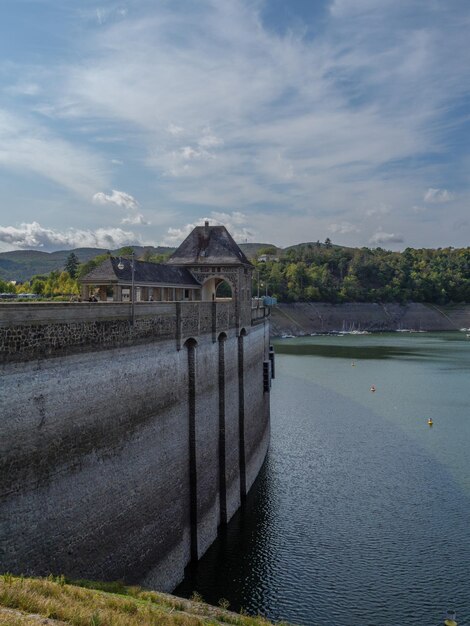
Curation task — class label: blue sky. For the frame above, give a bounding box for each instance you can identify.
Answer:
[0,0,469,251]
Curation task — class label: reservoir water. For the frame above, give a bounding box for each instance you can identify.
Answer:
[176,332,470,626]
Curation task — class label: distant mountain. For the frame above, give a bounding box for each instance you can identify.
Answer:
[0,243,280,282]
[238,242,281,258]
[0,246,174,282]
[283,241,348,252]
[0,241,282,282]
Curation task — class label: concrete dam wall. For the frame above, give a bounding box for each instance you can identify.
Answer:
[271,302,470,336]
[0,302,271,591]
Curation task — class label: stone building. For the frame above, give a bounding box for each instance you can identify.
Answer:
[79,257,201,302]
[80,221,254,305]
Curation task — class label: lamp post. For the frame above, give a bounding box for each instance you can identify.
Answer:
[117,251,135,325]
[131,251,135,326]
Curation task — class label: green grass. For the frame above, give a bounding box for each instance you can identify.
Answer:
[0,574,291,626]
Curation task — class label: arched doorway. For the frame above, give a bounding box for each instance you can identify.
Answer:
[215,280,232,300]
[201,276,233,301]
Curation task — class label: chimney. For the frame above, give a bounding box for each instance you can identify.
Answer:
[204,220,209,237]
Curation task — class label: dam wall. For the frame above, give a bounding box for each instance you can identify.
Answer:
[271,302,470,335]
[0,302,271,591]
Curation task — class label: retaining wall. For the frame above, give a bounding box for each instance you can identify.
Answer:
[0,303,271,591]
[271,302,470,335]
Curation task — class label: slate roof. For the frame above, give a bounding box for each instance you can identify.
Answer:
[167,224,252,266]
[80,257,200,286]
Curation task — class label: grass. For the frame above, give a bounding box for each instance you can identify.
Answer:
[0,574,290,626]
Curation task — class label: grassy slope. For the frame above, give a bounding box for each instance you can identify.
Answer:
[0,576,286,626]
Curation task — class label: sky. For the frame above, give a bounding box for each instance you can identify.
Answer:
[0,0,469,252]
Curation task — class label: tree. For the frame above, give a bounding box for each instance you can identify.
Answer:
[0,279,16,294]
[117,246,135,256]
[324,237,332,249]
[65,252,79,278]
[140,248,154,262]
[257,246,278,256]
[31,278,46,295]
[77,254,109,279]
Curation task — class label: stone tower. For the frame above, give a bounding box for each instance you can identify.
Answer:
[167,221,253,328]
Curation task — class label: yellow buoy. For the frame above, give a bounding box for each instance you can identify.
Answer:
[428,418,433,426]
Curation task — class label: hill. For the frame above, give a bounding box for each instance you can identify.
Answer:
[238,243,281,258]
[0,575,279,625]
[0,242,277,282]
[0,246,174,282]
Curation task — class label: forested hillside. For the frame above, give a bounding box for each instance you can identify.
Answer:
[1,240,469,304]
[254,243,470,304]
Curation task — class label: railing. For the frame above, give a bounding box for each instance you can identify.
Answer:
[0,301,175,326]
[251,305,270,323]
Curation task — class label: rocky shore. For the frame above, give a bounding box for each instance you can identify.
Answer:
[270,302,470,336]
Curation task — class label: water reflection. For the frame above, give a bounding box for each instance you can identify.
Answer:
[176,333,470,625]
[275,342,423,360]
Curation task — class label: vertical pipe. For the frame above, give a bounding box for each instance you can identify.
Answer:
[187,341,198,561]
[218,335,227,525]
[238,332,246,500]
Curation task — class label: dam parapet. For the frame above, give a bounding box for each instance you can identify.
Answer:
[0,300,269,363]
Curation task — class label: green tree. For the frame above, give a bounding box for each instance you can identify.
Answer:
[31,278,46,295]
[257,246,278,256]
[117,246,135,256]
[0,279,16,293]
[65,252,79,278]
[77,254,109,279]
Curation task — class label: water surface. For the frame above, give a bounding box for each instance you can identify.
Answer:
[176,332,470,626]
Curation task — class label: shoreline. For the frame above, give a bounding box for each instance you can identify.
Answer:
[270,302,470,337]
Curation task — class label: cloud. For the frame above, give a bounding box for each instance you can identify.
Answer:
[111,159,123,165]
[328,221,360,234]
[2,1,470,248]
[365,203,390,217]
[93,189,139,210]
[161,211,255,246]
[93,189,150,225]
[121,213,148,225]
[369,231,404,246]
[0,109,107,197]
[198,132,223,149]
[424,188,454,203]
[4,82,41,96]
[77,6,128,26]
[0,221,142,251]
[180,146,205,161]
[61,0,460,217]
[167,123,184,136]
[159,145,218,177]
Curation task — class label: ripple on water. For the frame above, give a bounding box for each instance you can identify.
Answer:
[175,335,470,626]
